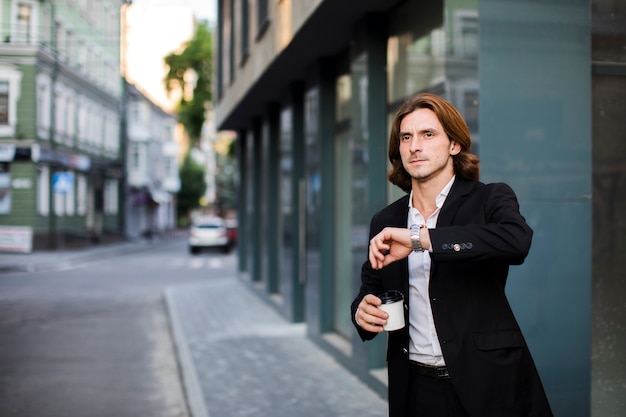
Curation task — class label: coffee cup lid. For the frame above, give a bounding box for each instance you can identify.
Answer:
[379,290,403,304]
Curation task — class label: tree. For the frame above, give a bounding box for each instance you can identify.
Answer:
[164,21,213,146]
[177,153,207,225]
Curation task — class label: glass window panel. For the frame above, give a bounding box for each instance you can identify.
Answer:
[0,81,8,125]
[15,3,33,43]
[0,164,10,215]
[77,174,87,215]
[38,165,49,216]
[387,1,445,105]
[279,106,294,289]
[304,87,321,311]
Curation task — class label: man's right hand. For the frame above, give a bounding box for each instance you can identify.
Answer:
[368,227,415,269]
[355,294,388,333]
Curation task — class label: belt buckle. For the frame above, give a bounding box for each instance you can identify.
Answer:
[437,367,450,379]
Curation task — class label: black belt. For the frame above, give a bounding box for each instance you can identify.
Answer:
[410,361,451,379]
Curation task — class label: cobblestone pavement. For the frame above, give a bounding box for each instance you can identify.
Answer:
[165,278,389,417]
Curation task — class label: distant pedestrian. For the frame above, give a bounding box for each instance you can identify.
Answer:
[351,93,553,417]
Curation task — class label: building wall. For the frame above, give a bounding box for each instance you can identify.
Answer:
[0,0,124,250]
[124,83,179,241]
[215,0,625,415]
[215,0,323,123]
[4,162,37,225]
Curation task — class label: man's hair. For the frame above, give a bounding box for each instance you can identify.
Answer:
[387,92,480,193]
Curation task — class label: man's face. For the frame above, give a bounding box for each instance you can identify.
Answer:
[399,108,459,184]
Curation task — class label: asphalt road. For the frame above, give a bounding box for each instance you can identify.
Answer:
[0,238,236,417]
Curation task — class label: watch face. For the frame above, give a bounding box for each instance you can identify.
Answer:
[410,225,423,251]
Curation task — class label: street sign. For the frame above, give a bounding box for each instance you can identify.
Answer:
[53,172,74,194]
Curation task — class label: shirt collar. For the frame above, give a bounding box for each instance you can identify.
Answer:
[408,176,456,210]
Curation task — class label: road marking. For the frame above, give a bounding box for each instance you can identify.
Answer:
[190,259,204,269]
[207,258,222,268]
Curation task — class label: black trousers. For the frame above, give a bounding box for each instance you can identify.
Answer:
[406,366,470,417]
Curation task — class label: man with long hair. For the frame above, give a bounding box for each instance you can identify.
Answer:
[351,93,552,417]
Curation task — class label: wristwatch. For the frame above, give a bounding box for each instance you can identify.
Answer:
[410,224,426,252]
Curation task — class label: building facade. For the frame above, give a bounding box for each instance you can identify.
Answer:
[0,0,124,250]
[124,82,180,240]
[214,1,624,416]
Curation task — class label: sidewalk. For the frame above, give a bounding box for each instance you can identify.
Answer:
[0,239,389,417]
[166,278,388,417]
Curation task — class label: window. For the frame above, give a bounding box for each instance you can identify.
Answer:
[0,65,23,136]
[453,11,479,59]
[65,172,75,216]
[66,93,75,140]
[0,82,8,125]
[105,110,120,154]
[55,20,65,55]
[76,174,87,215]
[129,143,139,172]
[52,171,74,216]
[241,0,249,63]
[387,1,446,105]
[104,179,119,215]
[37,165,50,216]
[0,163,10,215]
[54,88,64,141]
[257,0,269,37]
[80,105,88,145]
[14,2,33,43]
[36,74,51,138]
[164,156,173,177]
[54,186,64,216]
[66,29,74,63]
[77,40,87,69]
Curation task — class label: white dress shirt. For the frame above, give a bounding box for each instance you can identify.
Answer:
[407,176,455,366]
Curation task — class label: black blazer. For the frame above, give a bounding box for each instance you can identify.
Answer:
[351,178,553,417]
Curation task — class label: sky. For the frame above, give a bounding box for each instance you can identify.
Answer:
[182,0,216,22]
[124,0,216,112]
[131,0,216,22]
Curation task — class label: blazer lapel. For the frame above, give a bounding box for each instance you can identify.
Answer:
[430,179,475,279]
[390,195,410,300]
[436,178,474,227]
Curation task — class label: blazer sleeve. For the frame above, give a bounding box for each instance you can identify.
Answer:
[350,211,387,342]
[429,182,533,265]
[350,195,410,341]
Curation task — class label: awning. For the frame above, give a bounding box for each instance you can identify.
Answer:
[149,187,172,204]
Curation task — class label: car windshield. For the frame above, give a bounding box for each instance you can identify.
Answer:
[195,224,222,229]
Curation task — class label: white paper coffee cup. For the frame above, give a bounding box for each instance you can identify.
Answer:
[378,290,405,332]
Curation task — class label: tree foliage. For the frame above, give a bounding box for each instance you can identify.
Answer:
[177,153,207,223]
[164,21,213,145]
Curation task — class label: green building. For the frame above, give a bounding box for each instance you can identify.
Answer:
[0,0,124,250]
[214,0,625,416]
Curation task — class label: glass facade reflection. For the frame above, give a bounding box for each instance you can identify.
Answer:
[387,1,446,106]
[386,0,479,203]
[304,87,321,322]
[279,107,293,295]
[333,72,353,338]
[591,1,626,415]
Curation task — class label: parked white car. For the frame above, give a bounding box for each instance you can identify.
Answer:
[188,217,231,254]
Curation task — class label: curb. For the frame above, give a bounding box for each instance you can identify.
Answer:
[164,286,210,417]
